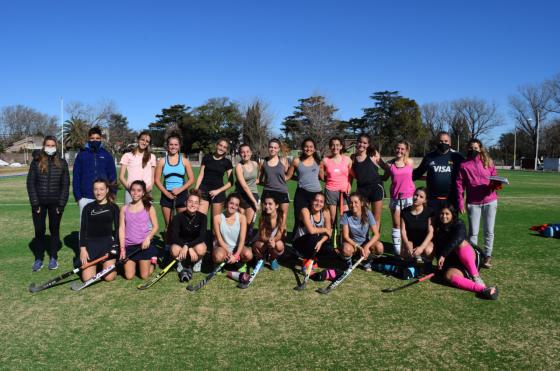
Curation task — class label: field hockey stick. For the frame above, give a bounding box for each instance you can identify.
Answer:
[316,256,365,295]
[137,258,178,290]
[294,250,318,291]
[381,272,435,293]
[70,247,141,291]
[333,192,344,249]
[186,260,227,292]
[237,258,264,289]
[28,249,117,293]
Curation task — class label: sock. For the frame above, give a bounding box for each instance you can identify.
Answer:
[456,244,480,277]
[450,275,485,293]
[392,228,401,256]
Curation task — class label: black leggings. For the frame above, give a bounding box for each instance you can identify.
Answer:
[293,188,320,230]
[293,233,324,259]
[31,204,62,259]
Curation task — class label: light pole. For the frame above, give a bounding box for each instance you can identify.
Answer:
[530,111,541,171]
[513,120,517,170]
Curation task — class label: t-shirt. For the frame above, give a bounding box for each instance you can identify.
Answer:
[402,206,433,246]
[200,154,233,190]
[80,201,120,246]
[340,210,376,245]
[120,152,157,190]
[170,211,207,247]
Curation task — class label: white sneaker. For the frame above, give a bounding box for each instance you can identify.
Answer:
[193,259,202,272]
[473,276,485,287]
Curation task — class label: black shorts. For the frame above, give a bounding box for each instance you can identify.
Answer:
[199,188,226,204]
[293,234,323,259]
[160,189,188,209]
[86,236,116,260]
[357,183,384,203]
[238,190,259,210]
[261,190,290,204]
[125,244,159,261]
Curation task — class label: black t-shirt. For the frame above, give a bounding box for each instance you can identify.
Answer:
[80,201,120,246]
[402,206,433,247]
[200,154,233,190]
[170,211,207,247]
[413,150,464,199]
[352,155,381,187]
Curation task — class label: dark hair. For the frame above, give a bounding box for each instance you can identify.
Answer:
[268,138,281,147]
[166,132,182,146]
[349,192,369,226]
[307,192,327,211]
[437,131,451,140]
[129,180,153,210]
[134,131,152,168]
[299,137,321,164]
[88,126,102,137]
[225,192,241,206]
[329,136,345,153]
[92,178,116,204]
[259,196,284,239]
[434,203,458,233]
[239,143,251,152]
[187,188,202,201]
[413,187,428,206]
[356,133,378,157]
[39,135,61,173]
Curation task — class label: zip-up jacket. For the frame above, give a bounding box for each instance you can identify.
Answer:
[456,156,497,211]
[26,154,70,210]
[72,143,117,201]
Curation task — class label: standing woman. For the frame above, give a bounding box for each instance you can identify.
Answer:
[119,131,157,204]
[79,179,120,282]
[350,134,384,229]
[286,138,322,233]
[234,144,260,237]
[339,193,383,270]
[320,137,352,231]
[400,187,434,262]
[456,139,499,269]
[250,196,285,270]
[211,193,251,265]
[26,136,69,271]
[259,138,290,234]
[378,140,415,255]
[434,204,498,300]
[154,132,195,238]
[119,180,159,280]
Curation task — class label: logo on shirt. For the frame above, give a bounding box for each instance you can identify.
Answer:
[91,209,110,216]
[433,165,451,173]
[429,161,435,166]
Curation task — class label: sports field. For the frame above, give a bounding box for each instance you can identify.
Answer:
[1,170,559,369]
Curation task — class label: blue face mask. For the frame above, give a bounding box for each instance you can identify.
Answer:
[88,141,101,151]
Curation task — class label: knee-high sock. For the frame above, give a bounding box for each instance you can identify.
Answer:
[456,244,480,278]
[392,228,401,256]
[450,275,485,293]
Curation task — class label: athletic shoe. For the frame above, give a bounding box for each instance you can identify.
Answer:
[32,259,43,272]
[48,257,58,270]
[481,256,493,269]
[193,259,202,272]
[270,259,280,271]
[238,264,247,273]
[479,285,499,300]
[176,261,184,273]
[178,267,193,282]
[473,276,485,287]
[362,258,373,272]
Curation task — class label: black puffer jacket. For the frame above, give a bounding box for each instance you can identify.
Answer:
[26,153,70,210]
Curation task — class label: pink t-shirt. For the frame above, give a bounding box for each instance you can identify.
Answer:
[324,156,350,192]
[120,152,157,190]
[389,162,415,199]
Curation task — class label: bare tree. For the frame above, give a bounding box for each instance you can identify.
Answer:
[421,102,447,138]
[451,98,502,139]
[65,99,118,128]
[0,105,58,140]
[242,99,272,158]
[548,74,560,113]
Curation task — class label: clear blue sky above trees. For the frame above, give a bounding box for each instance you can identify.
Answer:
[1,0,558,142]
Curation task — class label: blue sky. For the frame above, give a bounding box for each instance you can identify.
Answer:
[1,0,558,143]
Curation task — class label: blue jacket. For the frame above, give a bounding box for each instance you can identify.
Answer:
[72,143,117,201]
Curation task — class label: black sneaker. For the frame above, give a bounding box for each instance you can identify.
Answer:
[178,267,193,282]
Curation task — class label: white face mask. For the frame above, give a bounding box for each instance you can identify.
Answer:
[44,147,57,156]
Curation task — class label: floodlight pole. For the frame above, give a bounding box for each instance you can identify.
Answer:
[60,97,64,159]
[533,111,540,171]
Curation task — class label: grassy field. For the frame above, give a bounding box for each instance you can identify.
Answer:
[1,170,559,370]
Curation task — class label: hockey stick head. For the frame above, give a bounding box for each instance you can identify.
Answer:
[28,283,39,293]
[316,287,330,295]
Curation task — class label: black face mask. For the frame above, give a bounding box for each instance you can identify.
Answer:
[437,142,450,153]
[467,149,480,158]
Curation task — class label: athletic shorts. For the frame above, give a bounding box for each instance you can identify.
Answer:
[293,234,324,259]
[86,236,116,261]
[160,189,188,209]
[389,197,413,210]
[261,190,290,204]
[199,188,226,204]
[324,188,348,206]
[357,184,384,203]
[125,243,159,261]
[238,190,259,210]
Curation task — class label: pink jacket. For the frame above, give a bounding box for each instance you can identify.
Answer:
[456,156,498,211]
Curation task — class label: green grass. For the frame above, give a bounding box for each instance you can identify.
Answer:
[1,170,559,369]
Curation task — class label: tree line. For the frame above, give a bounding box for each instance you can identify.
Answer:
[1,73,559,162]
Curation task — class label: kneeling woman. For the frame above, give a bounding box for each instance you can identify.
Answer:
[79,178,120,282]
[250,196,285,270]
[119,180,159,280]
[400,187,434,262]
[434,204,498,300]
[293,193,332,260]
[212,193,252,265]
[339,193,383,271]
[169,191,208,282]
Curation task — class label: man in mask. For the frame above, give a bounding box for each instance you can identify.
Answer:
[73,126,117,218]
[413,131,464,211]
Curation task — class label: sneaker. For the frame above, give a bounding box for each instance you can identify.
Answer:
[480,285,499,300]
[48,257,58,270]
[362,259,373,272]
[238,264,247,273]
[481,256,493,269]
[176,261,184,273]
[193,259,202,272]
[178,267,193,282]
[473,276,485,287]
[270,259,280,271]
[32,259,43,272]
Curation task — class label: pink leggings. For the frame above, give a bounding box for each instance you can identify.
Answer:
[448,244,485,293]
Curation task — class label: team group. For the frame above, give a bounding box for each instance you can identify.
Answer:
[26,126,500,299]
